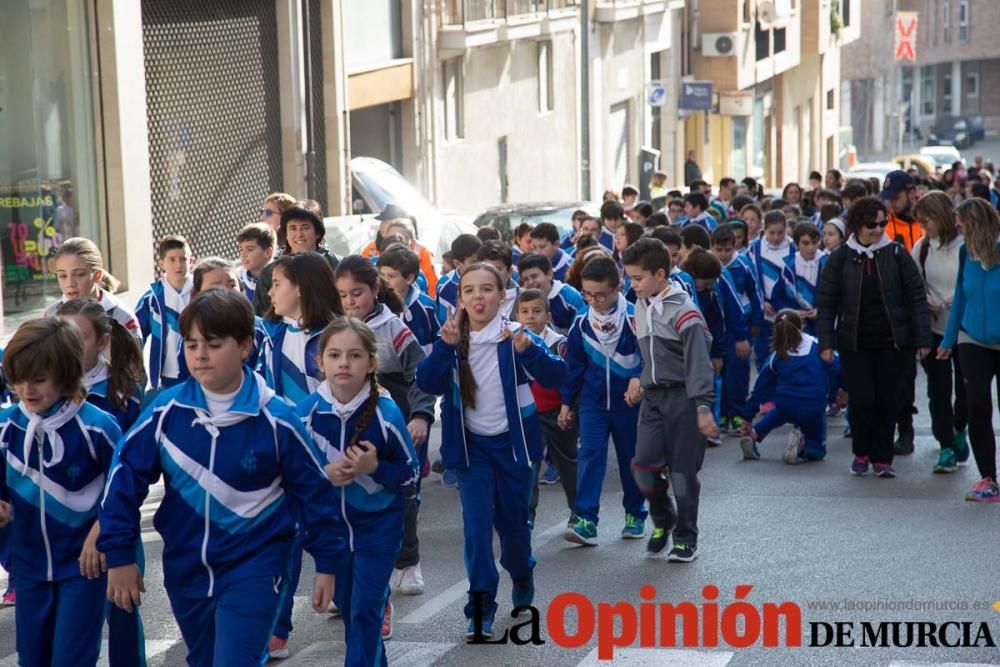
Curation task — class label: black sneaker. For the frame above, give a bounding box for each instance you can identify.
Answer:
[893,426,915,455]
[646,527,669,555]
[667,543,698,562]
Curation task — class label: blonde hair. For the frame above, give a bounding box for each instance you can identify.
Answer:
[52,237,119,292]
[264,192,296,212]
[956,198,1000,269]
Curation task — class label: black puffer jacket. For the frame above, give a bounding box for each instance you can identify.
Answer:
[817,241,932,352]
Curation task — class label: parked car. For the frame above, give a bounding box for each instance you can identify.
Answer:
[473,201,600,242]
[336,156,477,260]
[968,115,986,143]
[894,154,937,178]
[926,117,973,150]
[845,162,899,181]
[919,145,963,168]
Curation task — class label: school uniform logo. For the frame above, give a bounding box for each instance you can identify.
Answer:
[240,451,258,475]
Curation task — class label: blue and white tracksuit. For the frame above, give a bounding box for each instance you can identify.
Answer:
[561,296,646,526]
[260,318,326,405]
[97,370,344,667]
[721,255,762,423]
[550,249,573,283]
[748,237,797,371]
[743,335,837,460]
[241,268,261,305]
[1,400,122,667]
[671,267,700,307]
[435,269,460,319]
[598,228,616,253]
[682,212,718,233]
[135,277,194,390]
[547,280,587,335]
[404,284,444,356]
[44,289,142,345]
[779,251,827,336]
[298,385,418,667]
[416,316,566,620]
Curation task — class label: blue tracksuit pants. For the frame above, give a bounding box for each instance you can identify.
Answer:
[333,511,403,667]
[753,401,827,460]
[275,527,303,640]
[575,404,647,525]
[722,343,751,422]
[167,575,284,667]
[16,574,107,667]
[753,320,774,372]
[107,544,146,666]
[456,431,535,620]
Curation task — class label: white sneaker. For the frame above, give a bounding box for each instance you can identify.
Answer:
[396,564,425,595]
[327,600,340,616]
[783,428,803,465]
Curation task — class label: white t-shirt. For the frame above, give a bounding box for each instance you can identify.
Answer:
[463,314,510,437]
[204,382,242,417]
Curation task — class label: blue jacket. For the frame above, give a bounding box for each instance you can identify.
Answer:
[748,238,797,310]
[86,382,143,434]
[745,335,838,418]
[725,254,763,327]
[98,370,344,596]
[435,269,460,320]
[297,389,418,551]
[943,243,1000,348]
[671,267,701,308]
[550,249,573,282]
[260,320,326,405]
[682,212,718,233]
[135,278,193,390]
[718,268,751,345]
[561,301,643,410]
[416,322,567,470]
[695,286,727,360]
[1,400,122,582]
[780,252,828,311]
[598,228,615,252]
[404,284,444,355]
[548,281,587,333]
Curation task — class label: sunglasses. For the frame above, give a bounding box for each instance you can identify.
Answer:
[863,219,886,229]
[259,208,278,218]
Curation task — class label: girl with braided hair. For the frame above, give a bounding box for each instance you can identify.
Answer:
[297,317,418,666]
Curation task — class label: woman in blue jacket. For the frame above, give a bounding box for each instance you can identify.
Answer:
[417,263,567,638]
[938,198,1000,502]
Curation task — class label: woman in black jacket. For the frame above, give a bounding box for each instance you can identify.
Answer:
[817,197,932,478]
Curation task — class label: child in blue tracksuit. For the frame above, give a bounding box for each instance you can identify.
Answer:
[99,290,344,667]
[739,310,838,463]
[416,262,566,638]
[748,211,797,372]
[435,234,484,320]
[57,299,147,667]
[518,252,587,334]
[135,235,195,391]
[378,246,444,357]
[298,317,418,666]
[559,256,646,545]
[0,318,123,667]
[711,224,762,433]
[189,256,270,369]
[779,221,828,337]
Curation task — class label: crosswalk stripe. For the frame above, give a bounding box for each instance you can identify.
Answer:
[887,662,1000,666]
[284,640,454,666]
[575,648,734,666]
[0,639,178,666]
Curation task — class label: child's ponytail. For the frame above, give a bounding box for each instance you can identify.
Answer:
[457,311,479,408]
[351,373,381,446]
[106,318,146,409]
[772,309,803,360]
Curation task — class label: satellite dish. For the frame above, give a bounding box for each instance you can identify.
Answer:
[758,0,777,24]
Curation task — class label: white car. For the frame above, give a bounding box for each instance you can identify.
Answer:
[845,162,899,181]
[919,146,963,168]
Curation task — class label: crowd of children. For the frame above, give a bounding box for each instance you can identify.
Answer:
[1,166,999,665]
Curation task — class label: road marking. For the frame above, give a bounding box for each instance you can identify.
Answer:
[888,662,1000,667]
[284,640,453,666]
[576,647,734,666]
[398,519,567,625]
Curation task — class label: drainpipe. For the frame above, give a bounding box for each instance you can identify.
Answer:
[580,0,591,200]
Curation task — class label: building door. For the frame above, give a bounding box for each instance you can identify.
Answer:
[609,101,631,190]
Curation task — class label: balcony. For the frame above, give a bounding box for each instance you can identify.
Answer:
[440,0,579,50]
[593,0,669,23]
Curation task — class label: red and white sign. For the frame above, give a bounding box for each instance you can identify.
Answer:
[894,12,918,63]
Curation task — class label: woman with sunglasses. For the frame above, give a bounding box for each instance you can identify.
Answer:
[817,196,932,478]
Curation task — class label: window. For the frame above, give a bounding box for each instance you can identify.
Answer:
[443,59,464,141]
[774,27,787,53]
[942,69,953,115]
[958,0,968,42]
[842,0,850,27]
[921,65,935,116]
[966,72,979,98]
[943,0,950,43]
[537,41,553,113]
[826,89,835,110]
[755,21,769,61]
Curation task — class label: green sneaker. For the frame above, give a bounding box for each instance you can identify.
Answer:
[933,448,958,474]
[729,416,744,434]
[564,516,598,546]
[621,514,646,540]
[953,429,970,465]
[647,527,669,554]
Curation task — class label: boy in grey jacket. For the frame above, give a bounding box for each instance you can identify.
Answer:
[622,238,719,562]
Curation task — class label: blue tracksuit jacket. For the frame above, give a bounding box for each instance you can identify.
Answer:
[547,280,587,334]
[404,284,444,355]
[561,303,643,411]
[135,278,193,390]
[744,336,838,418]
[550,248,572,282]
[260,320,326,405]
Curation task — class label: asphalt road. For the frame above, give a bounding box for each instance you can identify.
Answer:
[2,370,999,666]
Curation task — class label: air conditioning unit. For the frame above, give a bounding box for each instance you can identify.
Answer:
[703,32,738,57]
[757,1,777,24]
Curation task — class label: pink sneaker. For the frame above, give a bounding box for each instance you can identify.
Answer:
[760,401,776,415]
[0,588,14,607]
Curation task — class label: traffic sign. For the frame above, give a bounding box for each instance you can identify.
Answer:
[679,81,713,111]
[645,80,667,107]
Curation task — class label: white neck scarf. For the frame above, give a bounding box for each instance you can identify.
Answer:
[547,280,566,300]
[794,250,826,288]
[469,312,511,345]
[19,399,84,469]
[318,381,373,421]
[83,362,109,392]
[364,303,397,330]
[589,292,628,349]
[647,283,684,321]
[846,233,892,258]
[189,373,275,439]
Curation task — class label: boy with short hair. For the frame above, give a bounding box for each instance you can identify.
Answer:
[135,234,195,390]
[378,245,442,355]
[682,193,717,232]
[560,256,647,546]
[598,200,624,251]
[476,240,520,318]
[622,237,717,562]
[436,234,483,319]
[517,252,586,335]
[236,222,276,304]
[651,227,699,304]
[621,184,639,210]
[781,221,827,337]
[529,223,573,282]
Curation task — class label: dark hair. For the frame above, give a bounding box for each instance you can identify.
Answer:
[667,189,683,199]
[477,240,514,270]
[740,203,763,219]
[575,235,599,253]
[719,177,736,189]
[728,219,750,246]
[621,237,671,274]
[456,263,506,409]
[841,181,868,203]
[768,198,788,212]
[236,222,276,250]
[56,299,146,409]
[667,198,685,211]
[683,192,709,212]
[279,200,325,253]
[632,202,654,219]
[476,226,501,242]
[600,200,625,223]
[826,169,844,188]
[318,317,380,445]
[681,247,721,280]
[646,212,669,228]
[181,289,256,344]
[580,254,620,289]
[844,196,887,237]
[267,252,343,329]
[377,245,421,281]
[566,246,609,290]
[650,226,681,248]
[4,318,86,403]
[711,223,736,247]
[689,179,708,191]
[517,252,552,276]
[782,183,802,200]
[513,222,534,240]
[450,234,483,262]
[741,177,764,199]
[513,287,549,313]
[729,194,754,213]
[772,309,803,360]
[763,210,788,230]
[622,184,639,198]
[571,209,590,223]
[809,171,823,182]
[791,221,821,244]
[970,182,992,200]
[335,254,405,315]
[615,222,645,262]
[192,257,239,294]
[819,203,842,223]
[529,222,560,244]
[783,204,803,219]
[158,234,191,260]
[680,224,711,250]
[814,188,838,204]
